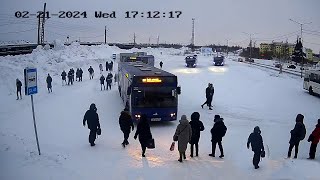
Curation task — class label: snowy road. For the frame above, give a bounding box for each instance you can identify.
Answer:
[1,46,320,180]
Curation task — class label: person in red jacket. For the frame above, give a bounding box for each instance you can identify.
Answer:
[307,119,320,159]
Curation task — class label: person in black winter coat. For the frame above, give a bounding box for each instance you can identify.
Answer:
[209,115,227,158]
[100,75,105,90]
[288,114,306,158]
[61,70,67,85]
[106,72,113,90]
[201,83,214,110]
[79,68,83,81]
[83,103,101,146]
[88,66,94,80]
[67,69,73,85]
[16,78,22,100]
[106,61,109,71]
[134,114,153,157]
[247,126,264,169]
[189,112,204,157]
[109,61,113,71]
[159,61,163,69]
[46,73,53,93]
[70,68,75,83]
[76,68,80,81]
[119,108,134,147]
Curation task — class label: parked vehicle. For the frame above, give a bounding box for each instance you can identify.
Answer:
[287,65,296,69]
[245,57,254,62]
[238,58,243,62]
[185,55,198,67]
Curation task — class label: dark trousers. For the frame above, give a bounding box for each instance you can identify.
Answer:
[47,87,52,93]
[68,78,72,85]
[212,140,224,156]
[141,144,146,155]
[89,129,97,144]
[107,82,111,90]
[100,84,105,90]
[122,131,130,144]
[79,76,82,81]
[253,150,261,167]
[288,142,300,158]
[16,89,21,99]
[309,143,318,159]
[190,143,199,156]
[179,152,186,161]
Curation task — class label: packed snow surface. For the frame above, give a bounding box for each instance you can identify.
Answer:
[0,45,320,180]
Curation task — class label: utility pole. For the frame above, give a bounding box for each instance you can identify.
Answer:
[191,18,195,51]
[243,32,254,62]
[104,26,107,44]
[40,3,46,45]
[133,33,136,47]
[289,19,312,78]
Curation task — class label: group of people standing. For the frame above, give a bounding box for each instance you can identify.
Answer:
[61,68,84,86]
[99,72,113,91]
[83,105,320,169]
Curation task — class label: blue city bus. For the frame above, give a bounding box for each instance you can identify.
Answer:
[118,61,180,122]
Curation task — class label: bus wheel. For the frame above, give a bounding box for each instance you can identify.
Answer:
[309,87,314,95]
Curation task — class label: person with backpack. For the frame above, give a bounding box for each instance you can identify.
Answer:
[106,72,113,90]
[61,70,67,85]
[88,66,94,80]
[16,78,22,100]
[46,73,53,93]
[189,112,204,157]
[287,114,306,159]
[134,114,153,157]
[119,108,134,147]
[307,119,320,159]
[173,115,192,162]
[83,103,101,146]
[209,115,227,158]
[247,126,265,169]
[99,74,105,90]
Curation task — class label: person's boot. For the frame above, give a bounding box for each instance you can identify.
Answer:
[122,142,125,148]
[183,153,186,159]
[201,104,204,109]
[190,146,194,157]
[254,165,259,169]
[219,154,224,158]
[178,153,183,162]
[209,107,213,110]
[90,142,95,146]
[209,154,215,157]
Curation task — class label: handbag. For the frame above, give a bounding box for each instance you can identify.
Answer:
[170,142,175,151]
[97,128,101,135]
[261,150,265,158]
[147,138,155,149]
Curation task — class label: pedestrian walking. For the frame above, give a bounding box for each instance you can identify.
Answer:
[201,83,214,110]
[88,66,94,80]
[100,74,105,90]
[134,114,153,157]
[70,68,75,83]
[119,108,134,147]
[106,61,109,71]
[83,103,101,146]
[99,63,103,74]
[61,70,67,85]
[79,68,83,81]
[173,115,192,162]
[189,112,204,157]
[106,72,113,90]
[247,126,265,169]
[46,73,53,93]
[159,61,163,69]
[67,69,73,85]
[307,119,320,159]
[287,114,306,159]
[76,68,80,81]
[16,78,22,100]
[209,115,227,158]
[109,61,113,71]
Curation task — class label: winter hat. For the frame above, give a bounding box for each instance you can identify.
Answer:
[181,115,187,121]
[191,112,200,121]
[296,114,304,123]
[90,103,97,111]
[214,115,222,122]
[254,126,261,134]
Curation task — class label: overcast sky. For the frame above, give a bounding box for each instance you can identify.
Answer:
[1,0,320,52]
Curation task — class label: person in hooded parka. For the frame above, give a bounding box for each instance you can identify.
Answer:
[247,126,264,169]
[189,112,204,157]
[288,114,306,159]
[83,103,101,146]
[119,108,134,147]
[173,115,192,162]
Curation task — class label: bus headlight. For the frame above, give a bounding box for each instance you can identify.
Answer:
[135,114,141,119]
[170,113,176,117]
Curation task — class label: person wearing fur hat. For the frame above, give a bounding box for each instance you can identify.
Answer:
[288,114,306,158]
[173,115,192,162]
[247,126,264,169]
[307,119,320,159]
[83,103,101,146]
[189,112,204,157]
[209,115,227,158]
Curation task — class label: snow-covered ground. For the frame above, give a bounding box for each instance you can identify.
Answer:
[1,45,320,180]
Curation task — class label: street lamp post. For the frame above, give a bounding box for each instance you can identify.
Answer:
[243,32,254,62]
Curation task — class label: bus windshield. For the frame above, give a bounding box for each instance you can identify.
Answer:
[132,87,177,108]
